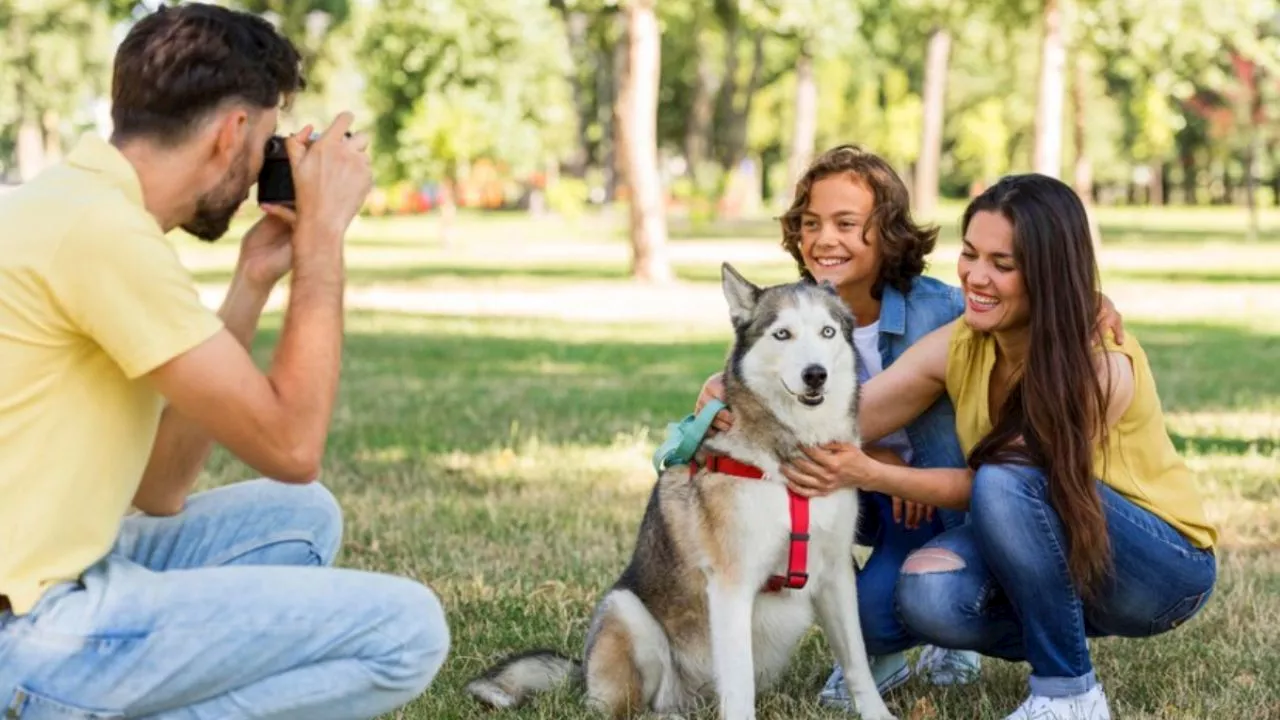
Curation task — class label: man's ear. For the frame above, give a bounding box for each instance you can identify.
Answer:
[206,107,252,168]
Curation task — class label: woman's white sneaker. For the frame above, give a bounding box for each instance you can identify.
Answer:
[1003,685,1111,720]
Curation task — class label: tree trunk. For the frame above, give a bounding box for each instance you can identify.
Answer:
[605,12,629,203]
[1245,133,1260,242]
[17,117,45,182]
[713,10,742,170]
[438,161,458,246]
[716,28,765,173]
[914,26,950,218]
[1033,0,1066,178]
[561,10,591,177]
[1181,148,1198,204]
[1070,47,1100,249]
[683,9,719,179]
[784,41,818,206]
[41,110,63,167]
[617,0,673,283]
[1149,161,1164,206]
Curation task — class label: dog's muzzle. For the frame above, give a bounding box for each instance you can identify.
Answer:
[798,364,826,406]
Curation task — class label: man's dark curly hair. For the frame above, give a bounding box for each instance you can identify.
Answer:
[780,144,938,300]
[110,3,305,146]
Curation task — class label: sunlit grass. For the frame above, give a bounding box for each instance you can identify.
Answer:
[186,209,1278,719]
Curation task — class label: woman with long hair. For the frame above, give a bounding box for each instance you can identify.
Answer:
[770,173,1217,719]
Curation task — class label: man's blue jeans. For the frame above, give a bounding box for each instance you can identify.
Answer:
[863,463,1216,699]
[0,479,450,718]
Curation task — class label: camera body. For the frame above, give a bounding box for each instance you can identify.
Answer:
[256,135,294,206]
[256,130,356,207]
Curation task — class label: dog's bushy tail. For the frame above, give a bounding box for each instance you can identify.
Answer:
[464,649,581,709]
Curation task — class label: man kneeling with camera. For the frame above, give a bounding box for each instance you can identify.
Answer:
[0,4,448,717]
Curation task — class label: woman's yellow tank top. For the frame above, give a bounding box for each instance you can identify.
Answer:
[945,321,1217,549]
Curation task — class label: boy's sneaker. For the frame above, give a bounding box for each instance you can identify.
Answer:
[1003,685,1111,720]
[915,645,981,686]
[817,653,911,711]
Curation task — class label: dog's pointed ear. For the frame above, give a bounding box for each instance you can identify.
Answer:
[722,262,760,326]
[816,279,839,297]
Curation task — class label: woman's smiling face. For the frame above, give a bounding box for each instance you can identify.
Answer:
[958,209,1029,333]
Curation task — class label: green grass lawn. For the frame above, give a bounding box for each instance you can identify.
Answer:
[188,206,1279,719]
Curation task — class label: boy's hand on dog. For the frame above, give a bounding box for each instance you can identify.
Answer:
[695,372,735,433]
[1095,292,1125,345]
[864,448,936,529]
[892,497,934,529]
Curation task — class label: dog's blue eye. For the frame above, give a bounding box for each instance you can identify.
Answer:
[821,326,836,338]
[773,329,791,341]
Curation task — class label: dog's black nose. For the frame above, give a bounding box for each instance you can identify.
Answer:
[802,364,827,390]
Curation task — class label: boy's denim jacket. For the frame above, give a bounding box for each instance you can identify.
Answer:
[875,274,968,472]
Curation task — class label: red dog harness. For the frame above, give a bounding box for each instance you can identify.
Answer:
[689,453,810,592]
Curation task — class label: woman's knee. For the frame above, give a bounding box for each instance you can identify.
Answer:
[895,549,986,651]
[969,464,1048,532]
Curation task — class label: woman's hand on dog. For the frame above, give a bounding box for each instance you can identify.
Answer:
[780,441,880,497]
[783,445,937,527]
[695,372,735,433]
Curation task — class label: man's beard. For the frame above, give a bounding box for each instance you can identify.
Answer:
[182,149,253,242]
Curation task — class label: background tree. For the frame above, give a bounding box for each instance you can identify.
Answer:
[615,0,673,282]
[0,0,113,181]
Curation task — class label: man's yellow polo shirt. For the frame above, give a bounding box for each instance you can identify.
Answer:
[0,133,225,615]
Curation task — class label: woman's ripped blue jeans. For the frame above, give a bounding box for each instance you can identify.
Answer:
[863,463,1216,699]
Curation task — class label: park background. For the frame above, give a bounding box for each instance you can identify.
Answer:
[3,0,1279,717]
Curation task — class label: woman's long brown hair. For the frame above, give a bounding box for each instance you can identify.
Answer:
[963,174,1114,599]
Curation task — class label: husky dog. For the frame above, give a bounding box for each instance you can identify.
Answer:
[465,264,896,720]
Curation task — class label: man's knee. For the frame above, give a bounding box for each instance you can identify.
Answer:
[242,477,345,565]
[294,480,344,564]
[381,578,452,694]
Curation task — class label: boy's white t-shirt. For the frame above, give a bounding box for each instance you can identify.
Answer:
[852,321,914,465]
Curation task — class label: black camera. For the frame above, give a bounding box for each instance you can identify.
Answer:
[256,135,294,206]
[256,131,356,206]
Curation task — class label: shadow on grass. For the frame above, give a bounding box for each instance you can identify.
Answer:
[194,263,630,285]
[192,261,797,287]
[1171,434,1278,457]
[246,312,732,457]
[1096,225,1279,245]
[238,314,1279,462]
[1106,269,1280,285]
[665,214,1280,246]
[1125,321,1280,415]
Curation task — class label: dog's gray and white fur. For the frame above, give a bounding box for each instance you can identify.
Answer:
[465,263,897,720]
